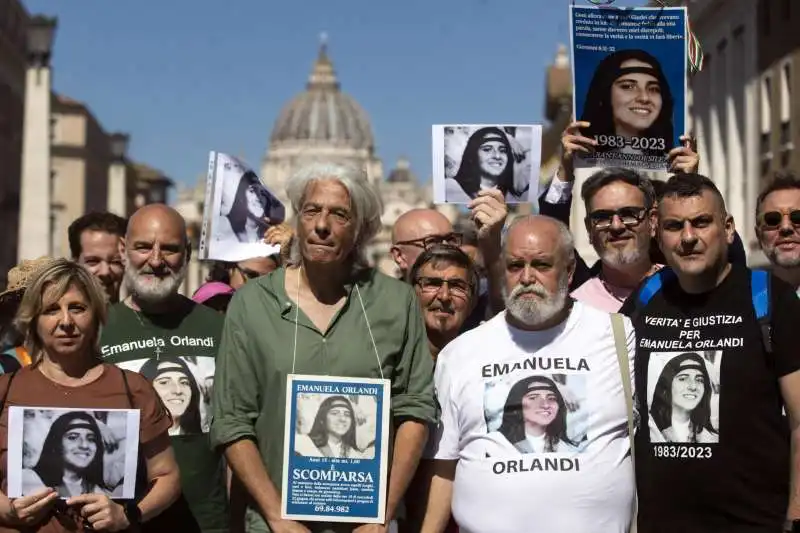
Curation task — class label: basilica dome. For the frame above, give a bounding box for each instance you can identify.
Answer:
[269,43,375,152]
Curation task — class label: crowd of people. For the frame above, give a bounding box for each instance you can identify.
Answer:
[0,120,798,533]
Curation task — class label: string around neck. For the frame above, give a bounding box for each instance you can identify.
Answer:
[290,267,385,380]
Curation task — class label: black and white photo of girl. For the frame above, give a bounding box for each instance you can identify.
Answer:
[218,169,284,243]
[139,356,203,436]
[579,49,675,160]
[435,124,541,205]
[294,394,376,460]
[494,375,582,454]
[20,410,128,498]
[648,351,720,444]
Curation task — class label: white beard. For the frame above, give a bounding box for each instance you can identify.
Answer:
[504,273,569,327]
[124,262,187,306]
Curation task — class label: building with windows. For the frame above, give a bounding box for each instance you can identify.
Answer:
[756,0,798,184]
[0,0,28,286]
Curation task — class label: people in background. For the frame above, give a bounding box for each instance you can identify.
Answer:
[68,212,127,304]
[0,257,57,373]
[755,172,800,292]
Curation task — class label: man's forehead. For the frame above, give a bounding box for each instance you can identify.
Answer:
[761,188,800,211]
[81,230,120,246]
[659,192,720,219]
[396,216,452,242]
[128,216,184,243]
[419,261,468,279]
[304,180,351,207]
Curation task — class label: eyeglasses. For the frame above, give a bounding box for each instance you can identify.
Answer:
[395,232,463,250]
[415,276,471,299]
[588,207,648,230]
[236,266,262,280]
[760,210,800,229]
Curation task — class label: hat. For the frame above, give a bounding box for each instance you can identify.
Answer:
[191,281,235,305]
[0,256,56,307]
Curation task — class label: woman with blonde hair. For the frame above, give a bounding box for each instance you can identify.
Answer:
[0,259,185,532]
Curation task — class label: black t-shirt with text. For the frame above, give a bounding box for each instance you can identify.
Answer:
[622,265,800,533]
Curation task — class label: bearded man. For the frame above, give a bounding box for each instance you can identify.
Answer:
[99,203,229,533]
[419,215,637,533]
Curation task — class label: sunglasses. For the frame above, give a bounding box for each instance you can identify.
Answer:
[588,207,648,230]
[236,266,263,280]
[395,232,463,250]
[760,210,800,229]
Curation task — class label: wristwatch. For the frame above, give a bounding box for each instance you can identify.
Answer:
[123,501,142,529]
[784,519,800,532]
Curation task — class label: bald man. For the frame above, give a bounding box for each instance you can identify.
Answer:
[419,215,637,533]
[391,208,457,278]
[99,204,228,533]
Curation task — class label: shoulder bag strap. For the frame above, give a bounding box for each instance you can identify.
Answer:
[610,313,637,533]
[119,367,135,409]
[0,370,18,416]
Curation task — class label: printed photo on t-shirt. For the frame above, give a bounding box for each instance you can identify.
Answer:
[117,356,216,436]
[484,373,588,454]
[293,392,377,460]
[647,351,721,444]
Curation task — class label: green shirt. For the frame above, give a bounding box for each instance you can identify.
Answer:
[210,267,436,532]
[100,298,229,533]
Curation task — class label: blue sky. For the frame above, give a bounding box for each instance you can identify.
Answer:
[23,0,644,195]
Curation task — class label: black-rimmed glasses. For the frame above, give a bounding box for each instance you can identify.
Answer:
[415,276,471,299]
[395,232,463,250]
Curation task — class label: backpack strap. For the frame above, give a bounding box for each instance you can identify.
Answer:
[637,267,677,308]
[610,313,637,532]
[750,269,772,355]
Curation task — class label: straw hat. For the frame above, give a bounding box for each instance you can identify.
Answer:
[0,256,56,308]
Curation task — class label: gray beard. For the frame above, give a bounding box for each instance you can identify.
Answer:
[599,245,645,269]
[767,247,800,269]
[124,263,187,307]
[504,274,569,327]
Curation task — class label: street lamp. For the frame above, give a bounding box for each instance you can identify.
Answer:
[17,14,58,261]
[107,133,130,216]
[26,15,57,69]
[109,132,130,163]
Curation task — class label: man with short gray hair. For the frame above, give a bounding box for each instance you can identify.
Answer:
[420,215,636,533]
[211,163,437,533]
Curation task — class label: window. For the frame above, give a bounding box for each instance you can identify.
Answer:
[780,61,792,146]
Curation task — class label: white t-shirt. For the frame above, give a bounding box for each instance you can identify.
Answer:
[430,301,637,533]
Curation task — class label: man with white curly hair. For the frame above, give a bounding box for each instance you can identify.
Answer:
[419,215,637,533]
[211,162,437,533]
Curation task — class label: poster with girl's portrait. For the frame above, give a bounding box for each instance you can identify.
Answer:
[647,351,721,444]
[570,5,687,170]
[198,151,284,262]
[6,407,140,499]
[281,375,390,524]
[432,124,542,206]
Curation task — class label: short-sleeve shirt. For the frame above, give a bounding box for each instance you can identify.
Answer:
[431,302,637,533]
[621,265,800,532]
[100,298,228,533]
[0,364,171,533]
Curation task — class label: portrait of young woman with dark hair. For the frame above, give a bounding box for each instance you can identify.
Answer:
[139,356,203,436]
[445,126,530,203]
[579,49,675,158]
[22,412,119,499]
[496,375,580,454]
[650,352,718,444]
[294,395,374,459]
[224,170,276,243]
